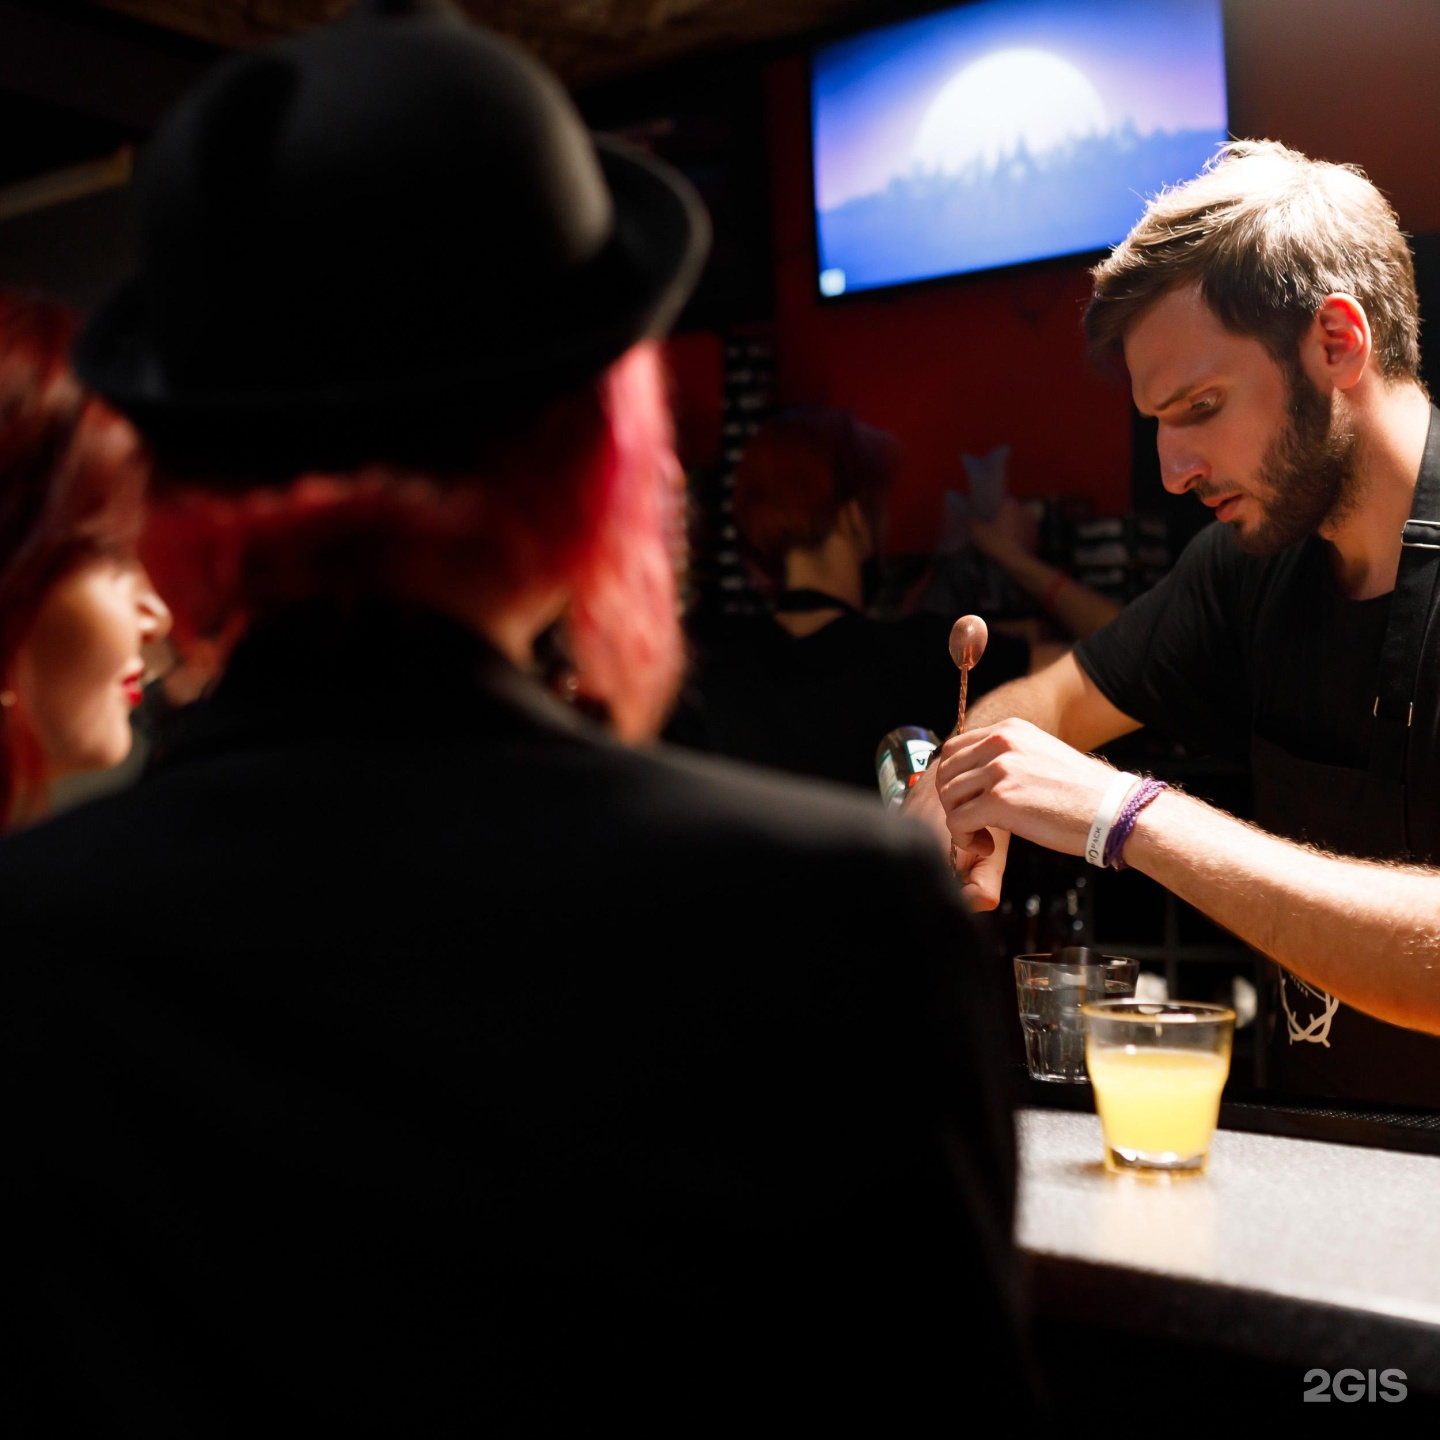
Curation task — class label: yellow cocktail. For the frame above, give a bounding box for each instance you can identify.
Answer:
[1087,1047,1228,1158]
[1082,1001,1235,1175]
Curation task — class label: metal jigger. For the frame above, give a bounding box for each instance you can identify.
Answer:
[947,614,988,875]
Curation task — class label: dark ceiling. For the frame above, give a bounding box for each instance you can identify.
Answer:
[0,0,919,188]
[0,0,930,316]
[84,0,879,88]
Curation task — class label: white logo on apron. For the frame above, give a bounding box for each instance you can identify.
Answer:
[1281,971,1340,1047]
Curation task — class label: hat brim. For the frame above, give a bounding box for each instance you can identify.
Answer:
[75,135,710,473]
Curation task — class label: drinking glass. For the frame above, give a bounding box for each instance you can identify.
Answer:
[1013,953,1138,1083]
[1082,1000,1236,1175]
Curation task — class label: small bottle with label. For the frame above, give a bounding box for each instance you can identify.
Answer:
[874,725,941,809]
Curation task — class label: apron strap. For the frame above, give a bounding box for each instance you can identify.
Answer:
[1369,406,1440,795]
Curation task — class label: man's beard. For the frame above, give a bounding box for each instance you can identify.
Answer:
[1237,364,1360,557]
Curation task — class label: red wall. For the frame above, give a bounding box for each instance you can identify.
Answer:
[1225,0,1440,234]
[757,0,1440,556]
[665,330,726,469]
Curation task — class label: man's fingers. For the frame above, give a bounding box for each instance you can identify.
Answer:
[958,841,1003,910]
[944,765,1009,837]
[940,725,1000,766]
[957,826,1012,912]
[936,728,1013,794]
[937,756,1002,817]
[959,876,1001,912]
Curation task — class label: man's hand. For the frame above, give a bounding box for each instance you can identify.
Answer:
[953,823,1009,912]
[898,763,950,848]
[901,762,1010,911]
[968,496,1039,565]
[915,658,1141,909]
[935,718,1125,859]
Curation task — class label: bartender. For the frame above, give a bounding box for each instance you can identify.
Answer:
[921,139,1440,1107]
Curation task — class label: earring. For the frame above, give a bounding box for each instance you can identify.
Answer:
[0,690,15,708]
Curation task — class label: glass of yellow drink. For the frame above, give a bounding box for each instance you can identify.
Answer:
[1081,1000,1236,1176]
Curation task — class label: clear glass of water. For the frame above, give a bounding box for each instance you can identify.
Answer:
[1013,953,1138,1083]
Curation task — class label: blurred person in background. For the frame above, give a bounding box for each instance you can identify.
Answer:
[0,2,1036,1430]
[0,290,170,830]
[669,405,1117,792]
[667,406,1031,789]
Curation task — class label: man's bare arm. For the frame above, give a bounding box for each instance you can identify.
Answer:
[941,715,1440,1033]
[1130,790,1440,1034]
[964,649,1139,748]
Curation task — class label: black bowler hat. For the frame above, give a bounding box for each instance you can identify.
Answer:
[75,0,710,476]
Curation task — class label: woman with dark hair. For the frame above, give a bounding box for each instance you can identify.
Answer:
[668,406,1031,790]
[0,290,170,828]
[0,4,1035,1430]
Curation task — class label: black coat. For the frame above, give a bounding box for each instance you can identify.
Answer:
[0,604,1033,1434]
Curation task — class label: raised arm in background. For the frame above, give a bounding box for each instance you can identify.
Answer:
[968,498,1122,644]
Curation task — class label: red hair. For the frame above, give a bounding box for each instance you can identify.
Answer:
[731,409,896,580]
[0,290,148,827]
[143,341,684,741]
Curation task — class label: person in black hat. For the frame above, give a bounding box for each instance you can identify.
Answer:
[0,1,1035,1430]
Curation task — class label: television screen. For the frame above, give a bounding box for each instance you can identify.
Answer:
[810,0,1229,297]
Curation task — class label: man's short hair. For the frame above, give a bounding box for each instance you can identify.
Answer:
[1084,139,1423,383]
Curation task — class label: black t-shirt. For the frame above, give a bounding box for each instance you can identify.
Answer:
[668,609,1030,792]
[1076,520,1392,774]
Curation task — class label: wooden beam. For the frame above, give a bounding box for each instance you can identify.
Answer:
[0,145,133,223]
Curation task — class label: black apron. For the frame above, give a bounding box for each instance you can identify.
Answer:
[1256,407,1440,1107]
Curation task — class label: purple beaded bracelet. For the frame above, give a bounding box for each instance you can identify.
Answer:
[1102,777,1168,869]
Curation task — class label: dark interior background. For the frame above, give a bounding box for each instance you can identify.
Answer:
[5,0,1440,546]
[4,0,1440,1076]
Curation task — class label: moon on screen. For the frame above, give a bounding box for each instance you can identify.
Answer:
[913,48,1109,174]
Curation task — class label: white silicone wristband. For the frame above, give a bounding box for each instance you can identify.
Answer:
[1085,771,1141,868]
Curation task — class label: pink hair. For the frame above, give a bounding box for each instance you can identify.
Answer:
[143,341,684,741]
[566,343,686,740]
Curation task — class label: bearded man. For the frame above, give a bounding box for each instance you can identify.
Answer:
[920,140,1440,1106]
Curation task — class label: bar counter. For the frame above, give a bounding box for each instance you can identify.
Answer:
[1019,1105,1440,1398]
